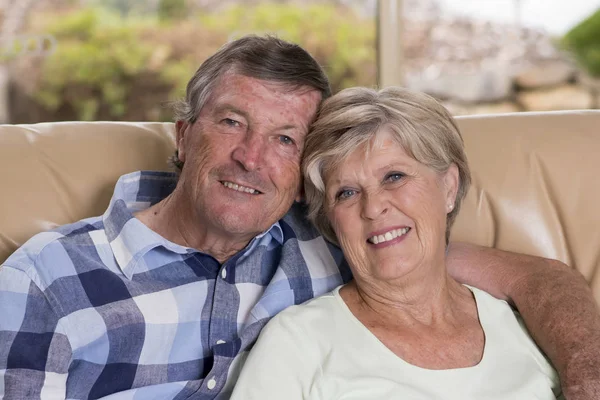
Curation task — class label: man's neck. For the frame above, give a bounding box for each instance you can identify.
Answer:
[134,191,254,264]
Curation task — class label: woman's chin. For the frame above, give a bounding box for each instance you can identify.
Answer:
[368,262,419,282]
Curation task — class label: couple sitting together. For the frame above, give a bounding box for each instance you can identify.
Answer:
[1,35,599,399]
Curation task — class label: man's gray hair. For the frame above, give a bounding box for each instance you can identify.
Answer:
[170,35,332,171]
[302,86,472,245]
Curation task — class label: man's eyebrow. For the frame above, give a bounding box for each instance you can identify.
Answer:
[214,104,302,132]
[214,104,249,119]
[280,124,301,131]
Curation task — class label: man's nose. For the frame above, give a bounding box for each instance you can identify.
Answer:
[231,131,264,172]
[361,190,388,220]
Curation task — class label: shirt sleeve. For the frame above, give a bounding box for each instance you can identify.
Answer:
[230,311,323,400]
[0,265,72,399]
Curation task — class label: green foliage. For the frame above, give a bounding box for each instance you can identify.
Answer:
[563,8,600,77]
[85,0,156,16]
[158,0,189,21]
[24,2,375,121]
[200,3,376,91]
[35,8,158,119]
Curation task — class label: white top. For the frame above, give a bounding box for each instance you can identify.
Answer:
[231,285,563,399]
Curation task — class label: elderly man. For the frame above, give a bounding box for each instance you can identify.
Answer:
[1,35,598,400]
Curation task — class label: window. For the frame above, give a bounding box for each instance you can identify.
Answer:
[1,0,376,123]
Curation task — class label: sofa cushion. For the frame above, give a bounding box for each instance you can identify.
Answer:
[1,112,599,300]
[0,121,175,262]
[452,111,600,298]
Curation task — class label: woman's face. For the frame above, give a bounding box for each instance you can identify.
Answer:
[325,128,458,284]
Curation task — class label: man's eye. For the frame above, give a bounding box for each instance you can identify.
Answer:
[336,189,357,200]
[385,172,404,183]
[223,118,241,127]
[279,135,295,146]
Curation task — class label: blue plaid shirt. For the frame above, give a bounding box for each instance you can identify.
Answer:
[0,171,351,400]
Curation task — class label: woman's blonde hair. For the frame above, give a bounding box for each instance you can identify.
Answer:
[302,86,471,245]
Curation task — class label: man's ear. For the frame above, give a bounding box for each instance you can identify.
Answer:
[175,120,189,163]
[443,163,460,211]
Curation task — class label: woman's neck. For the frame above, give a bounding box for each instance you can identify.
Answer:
[342,265,473,328]
[339,256,485,370]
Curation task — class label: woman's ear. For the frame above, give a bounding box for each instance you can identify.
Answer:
[443,163,459,211]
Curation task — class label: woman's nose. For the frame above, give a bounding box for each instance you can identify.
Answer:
[361,190,388,220]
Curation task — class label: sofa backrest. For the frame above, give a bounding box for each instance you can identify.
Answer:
[0,121,175,261]
[1,112,599,300]
[452,111,600,299]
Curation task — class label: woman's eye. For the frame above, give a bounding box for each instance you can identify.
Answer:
[279,135,295,146]
[336,189,357,200]
[385,172,404,183]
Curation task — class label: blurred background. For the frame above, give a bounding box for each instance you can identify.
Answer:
[0,0,598,123]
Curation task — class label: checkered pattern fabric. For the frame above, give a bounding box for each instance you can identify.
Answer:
[0,171,351,400]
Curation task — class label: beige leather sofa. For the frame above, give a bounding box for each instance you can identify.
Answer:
[1,112,599,302]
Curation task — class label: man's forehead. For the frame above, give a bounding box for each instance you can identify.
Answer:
[215,72,321,104]
[203,74,320,128]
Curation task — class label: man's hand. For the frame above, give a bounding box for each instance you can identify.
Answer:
[446,242,600,400]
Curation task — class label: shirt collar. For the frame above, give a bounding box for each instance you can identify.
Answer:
[102,171,284,278]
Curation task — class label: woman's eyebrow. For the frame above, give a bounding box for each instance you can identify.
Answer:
[376,161,411,173]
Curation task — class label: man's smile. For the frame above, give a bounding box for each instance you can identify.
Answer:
[220,180,262,195]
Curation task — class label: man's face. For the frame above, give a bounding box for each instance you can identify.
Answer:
[176,73,321,241]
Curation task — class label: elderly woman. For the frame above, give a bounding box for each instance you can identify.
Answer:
[230,87,563,399]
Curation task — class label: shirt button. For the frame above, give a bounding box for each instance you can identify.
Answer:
[207,378,217,390]
[216,339,226,345]
[221,268,227,279]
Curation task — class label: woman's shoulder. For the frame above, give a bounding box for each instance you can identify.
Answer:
[465,285,559,382]
[463,285,527,341]
[271,285,343,324]
[260,285,346,342]
[464,284,512,311]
